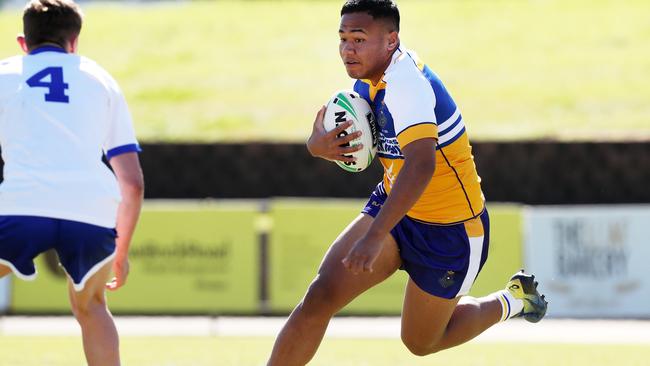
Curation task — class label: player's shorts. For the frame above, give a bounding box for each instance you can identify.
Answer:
[362,183,490,299]
[0,215,116,292]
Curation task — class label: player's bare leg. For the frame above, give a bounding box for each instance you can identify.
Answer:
[67,260,120,366]
[400,279,502,356]
[267,214,401,366]
[0,264,13,277]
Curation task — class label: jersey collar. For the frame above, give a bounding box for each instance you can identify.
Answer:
[29,46,67,55]
[365,46,405,88]
[359,46,406,99]
[384,46,406,76]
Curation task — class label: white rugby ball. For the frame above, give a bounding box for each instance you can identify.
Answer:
[323,90,378,172]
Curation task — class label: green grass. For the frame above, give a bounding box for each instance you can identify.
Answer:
[1,0,649,141]
[0,336,648,366]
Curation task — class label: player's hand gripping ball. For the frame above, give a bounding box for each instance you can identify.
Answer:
[323,91,378,172]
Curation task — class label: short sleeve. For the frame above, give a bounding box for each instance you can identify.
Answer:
[384,66,438,148]
[103,81,141,160]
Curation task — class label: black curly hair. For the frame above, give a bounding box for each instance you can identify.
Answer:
[340,0,400,32]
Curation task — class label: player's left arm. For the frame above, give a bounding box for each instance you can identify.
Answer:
[102,76,144,290]
[106,152,144,291]
[342,137,436,274]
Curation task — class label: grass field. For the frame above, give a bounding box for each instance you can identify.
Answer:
[0,336,648,366]
[1,0,649,141]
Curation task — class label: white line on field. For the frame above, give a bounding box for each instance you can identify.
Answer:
[0,316,649,344]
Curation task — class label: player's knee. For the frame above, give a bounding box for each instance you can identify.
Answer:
[298,276,339,316]
[71,292,107,319]
[401,332,442,357]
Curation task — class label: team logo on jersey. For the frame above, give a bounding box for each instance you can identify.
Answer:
[377,136,403,158]
[366,112,378,148]
[377,102,388,128]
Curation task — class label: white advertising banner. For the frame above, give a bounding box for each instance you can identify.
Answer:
[525,205,650,318]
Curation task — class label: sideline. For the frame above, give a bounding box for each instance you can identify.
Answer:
[1,316,649,344]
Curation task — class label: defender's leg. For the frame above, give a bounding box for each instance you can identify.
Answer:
[0,264,12,277]
[59,219,120,366]
[68,260,120,366]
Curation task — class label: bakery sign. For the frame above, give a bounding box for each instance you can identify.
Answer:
[524,205,650,318]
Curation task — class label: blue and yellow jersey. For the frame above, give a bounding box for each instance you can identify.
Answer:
[354,47,484,224]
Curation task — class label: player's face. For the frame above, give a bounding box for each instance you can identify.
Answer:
[339,12,397,83]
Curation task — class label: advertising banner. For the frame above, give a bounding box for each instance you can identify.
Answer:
[11,201,259,314]
[525,205,650,318]
[269,200,523,314]
[268,199,407,314]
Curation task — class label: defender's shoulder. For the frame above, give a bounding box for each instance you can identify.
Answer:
[78,56,121,91]
[0,56,23,96]
[0,55,23,74]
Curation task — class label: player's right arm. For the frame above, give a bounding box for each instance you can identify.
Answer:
[105,152,144,291]
[307,106,363,163]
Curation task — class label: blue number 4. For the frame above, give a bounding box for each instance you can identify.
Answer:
[26,67,69,103]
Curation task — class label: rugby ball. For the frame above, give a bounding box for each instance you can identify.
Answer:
[323,90,378,172]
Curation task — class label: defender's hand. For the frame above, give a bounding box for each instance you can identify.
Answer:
[106,255,130,291]
[342,235,383,274]
[307,106,363,162]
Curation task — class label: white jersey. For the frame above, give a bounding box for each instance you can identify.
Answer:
[0,46,140,228]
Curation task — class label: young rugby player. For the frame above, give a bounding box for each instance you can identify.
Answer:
[0,1,143,364]
[268,1,547,364]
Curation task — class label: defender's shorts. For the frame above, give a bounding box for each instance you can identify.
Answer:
[0,215,116,291]
[362,183,490,299]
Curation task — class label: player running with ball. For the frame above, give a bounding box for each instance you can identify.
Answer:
[268,1,547,364]
[0,1,143,365]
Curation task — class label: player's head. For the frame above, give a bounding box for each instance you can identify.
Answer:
[339,0,400,81]
[18,0,83,53]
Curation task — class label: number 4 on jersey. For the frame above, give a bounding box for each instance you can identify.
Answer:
[26,67,69,103]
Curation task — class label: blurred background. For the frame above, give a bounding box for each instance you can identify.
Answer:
[0,0,649,365]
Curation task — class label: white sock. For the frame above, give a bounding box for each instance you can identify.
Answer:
[493,289,524,322]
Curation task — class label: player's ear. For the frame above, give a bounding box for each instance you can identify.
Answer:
[68,35,79,54]
[387,31,399,52]
[16,35,28,53]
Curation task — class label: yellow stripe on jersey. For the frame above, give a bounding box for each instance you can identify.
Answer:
[381,130,484,224]
[396,123,438,148]
[463,215,485,237]
[416,59,425,71]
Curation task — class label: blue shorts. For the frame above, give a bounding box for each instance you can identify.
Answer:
[362,183,490,299]
[0,216,116,291]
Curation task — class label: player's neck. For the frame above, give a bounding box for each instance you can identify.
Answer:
[28,42,70,54]
[368,48,399,86]
[368,73,384,87]
[368,63,389,86]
